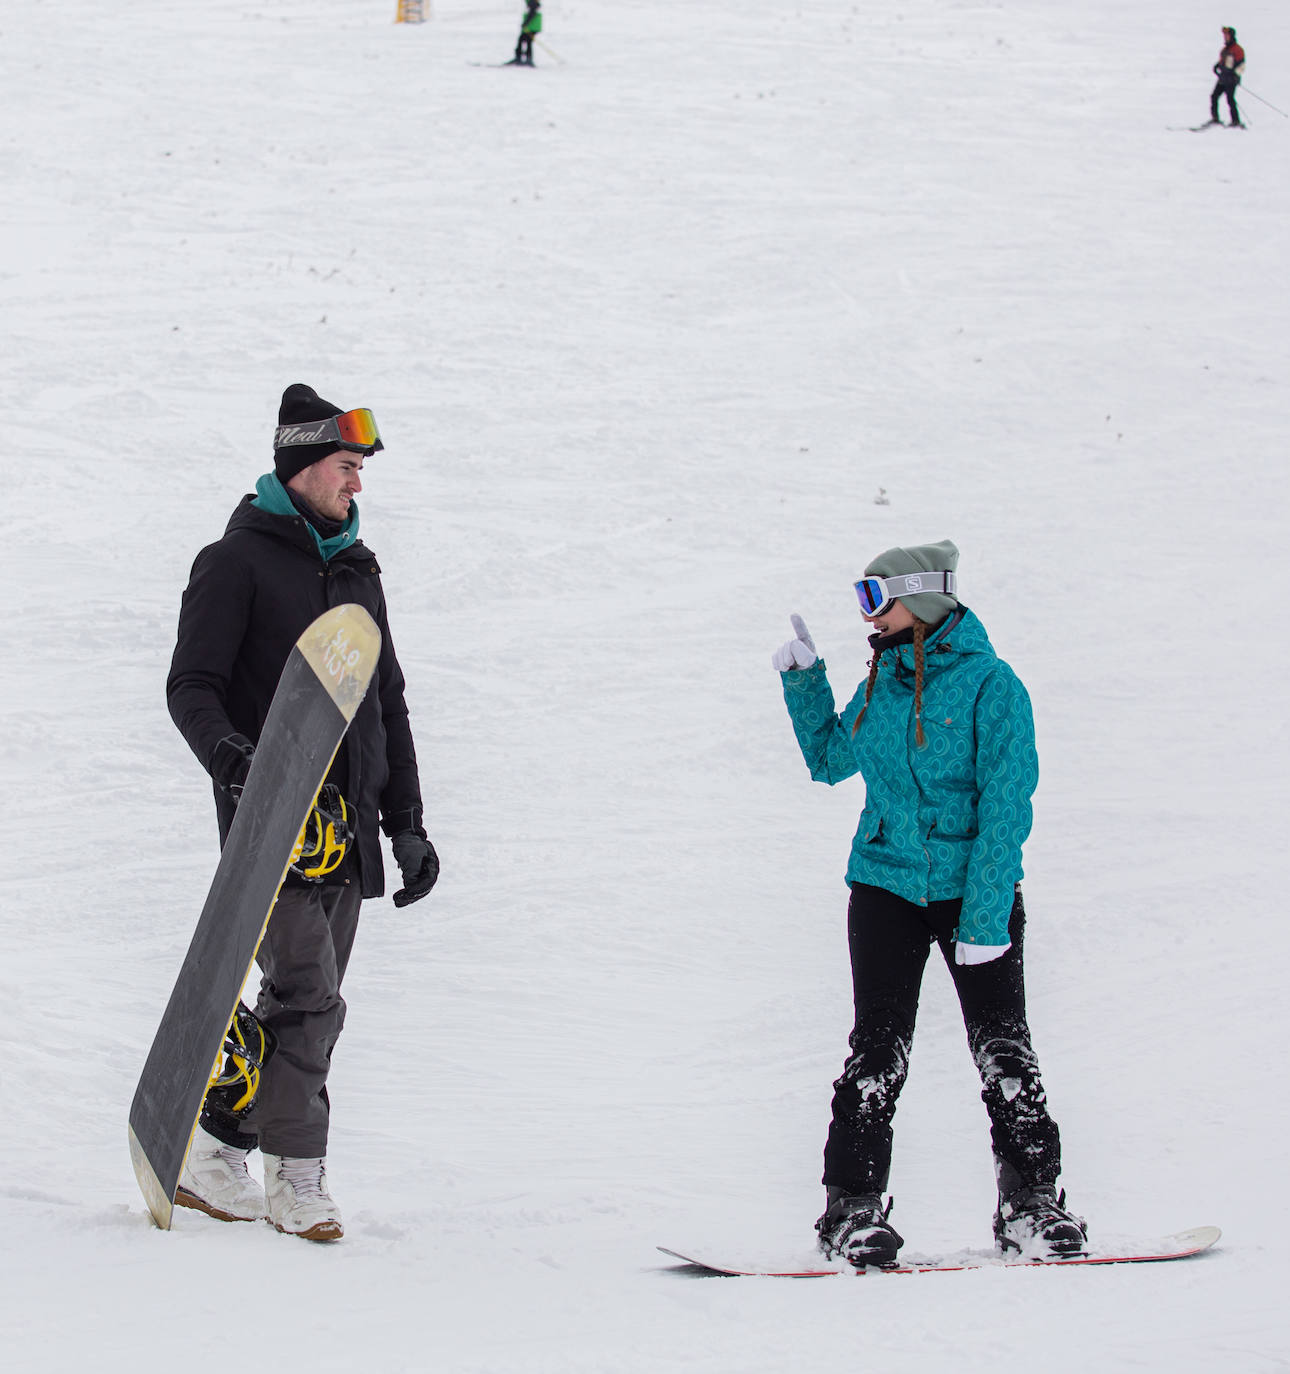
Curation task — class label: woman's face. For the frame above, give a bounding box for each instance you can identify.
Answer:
[864,597,917,636]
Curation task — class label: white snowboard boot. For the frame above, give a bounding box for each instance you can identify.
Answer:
[175,1124,266,1222]
[263,1153,344,1242]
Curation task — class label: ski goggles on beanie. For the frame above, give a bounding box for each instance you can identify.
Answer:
[274,407,384,456]
[854,570,957,616]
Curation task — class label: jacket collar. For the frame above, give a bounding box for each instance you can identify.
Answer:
[245,473,362,563]
[881,606,994,679]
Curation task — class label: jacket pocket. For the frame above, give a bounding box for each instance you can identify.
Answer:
[931,797,978,841]
[859,807,883,843]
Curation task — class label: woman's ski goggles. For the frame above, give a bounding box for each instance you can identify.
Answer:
[853,570,957,616]
[274,407,384,455]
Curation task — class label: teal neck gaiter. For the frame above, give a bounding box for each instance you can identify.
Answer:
[252,472,359,563]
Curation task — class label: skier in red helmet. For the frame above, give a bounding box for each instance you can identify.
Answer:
[1208,26,1246,127]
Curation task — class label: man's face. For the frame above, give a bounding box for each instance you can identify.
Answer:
[288,449,364,522]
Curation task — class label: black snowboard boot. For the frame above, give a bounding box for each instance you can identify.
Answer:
[815,1188,904,1267]
[994,1156,1086,1258]
[994,1174,1087,1259]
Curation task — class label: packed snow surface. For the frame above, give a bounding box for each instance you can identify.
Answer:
[4,0,1288,1369]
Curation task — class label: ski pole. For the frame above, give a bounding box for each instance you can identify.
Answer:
[536,37,566,65]
[1241,86,1288,117]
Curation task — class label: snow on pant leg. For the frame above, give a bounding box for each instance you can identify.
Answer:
[939,885,1062,1186]
[243,883,363,1158]
[822,884,936,1194]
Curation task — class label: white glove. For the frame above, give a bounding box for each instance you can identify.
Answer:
[772,614,818,672]
[955,941,1011,966]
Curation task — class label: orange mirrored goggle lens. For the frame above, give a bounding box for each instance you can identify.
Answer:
[334,408,381,451]
[274,407,383,454]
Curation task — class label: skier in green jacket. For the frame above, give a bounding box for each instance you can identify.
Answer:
[774,539,1086,1268]
[513,0,542,66]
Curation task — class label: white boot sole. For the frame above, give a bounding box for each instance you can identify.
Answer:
[175,1185,265,1224]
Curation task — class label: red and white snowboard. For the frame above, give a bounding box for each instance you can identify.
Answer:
[658,1226,1220,1276]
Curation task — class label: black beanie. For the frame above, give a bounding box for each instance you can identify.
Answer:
[274,383,344,483]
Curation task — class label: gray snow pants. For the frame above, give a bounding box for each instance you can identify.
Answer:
[209,882,362,1159]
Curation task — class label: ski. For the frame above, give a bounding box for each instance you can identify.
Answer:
[128,603,381,1230]
[658,1226,1221,1276]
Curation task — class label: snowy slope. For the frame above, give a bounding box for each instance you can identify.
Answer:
[4,0,1289,1368]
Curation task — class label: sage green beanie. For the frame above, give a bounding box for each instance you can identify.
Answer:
[864,539,960,623]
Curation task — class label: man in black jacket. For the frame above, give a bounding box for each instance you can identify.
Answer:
[166,383,439,1242]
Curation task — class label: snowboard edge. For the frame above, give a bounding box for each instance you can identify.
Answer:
[129,1123,174,1231]
[658,1227,1222,1276]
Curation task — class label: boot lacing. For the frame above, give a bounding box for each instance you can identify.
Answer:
[279,1157,328,1199]
[215,1143,253,1175]
[193,1134,252,1172]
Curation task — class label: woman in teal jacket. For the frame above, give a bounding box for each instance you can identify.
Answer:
[774,540,1085,1267]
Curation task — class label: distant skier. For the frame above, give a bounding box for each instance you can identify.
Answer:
[773,541,1087,1268]
[513,0,542,67]
[1208,26,1246,126]
[167,383,440,1242]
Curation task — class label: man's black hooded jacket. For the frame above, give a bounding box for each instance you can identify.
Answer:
[167,494,423,899]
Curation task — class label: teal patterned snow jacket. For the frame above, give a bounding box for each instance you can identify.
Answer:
[780,606,1037,949]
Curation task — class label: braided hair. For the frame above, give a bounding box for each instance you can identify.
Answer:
[851,617,929,747]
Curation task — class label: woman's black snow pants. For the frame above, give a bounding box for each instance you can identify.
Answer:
[822,883,1062,1196]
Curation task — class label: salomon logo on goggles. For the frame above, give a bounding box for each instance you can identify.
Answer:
[854,570,957,616]
[274,407,383,455]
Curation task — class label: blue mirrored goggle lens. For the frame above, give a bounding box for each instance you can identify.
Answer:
[854,577,889,614]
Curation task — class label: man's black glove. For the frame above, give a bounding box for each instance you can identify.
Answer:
[211,733,256,802]
[391,829,440,908]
